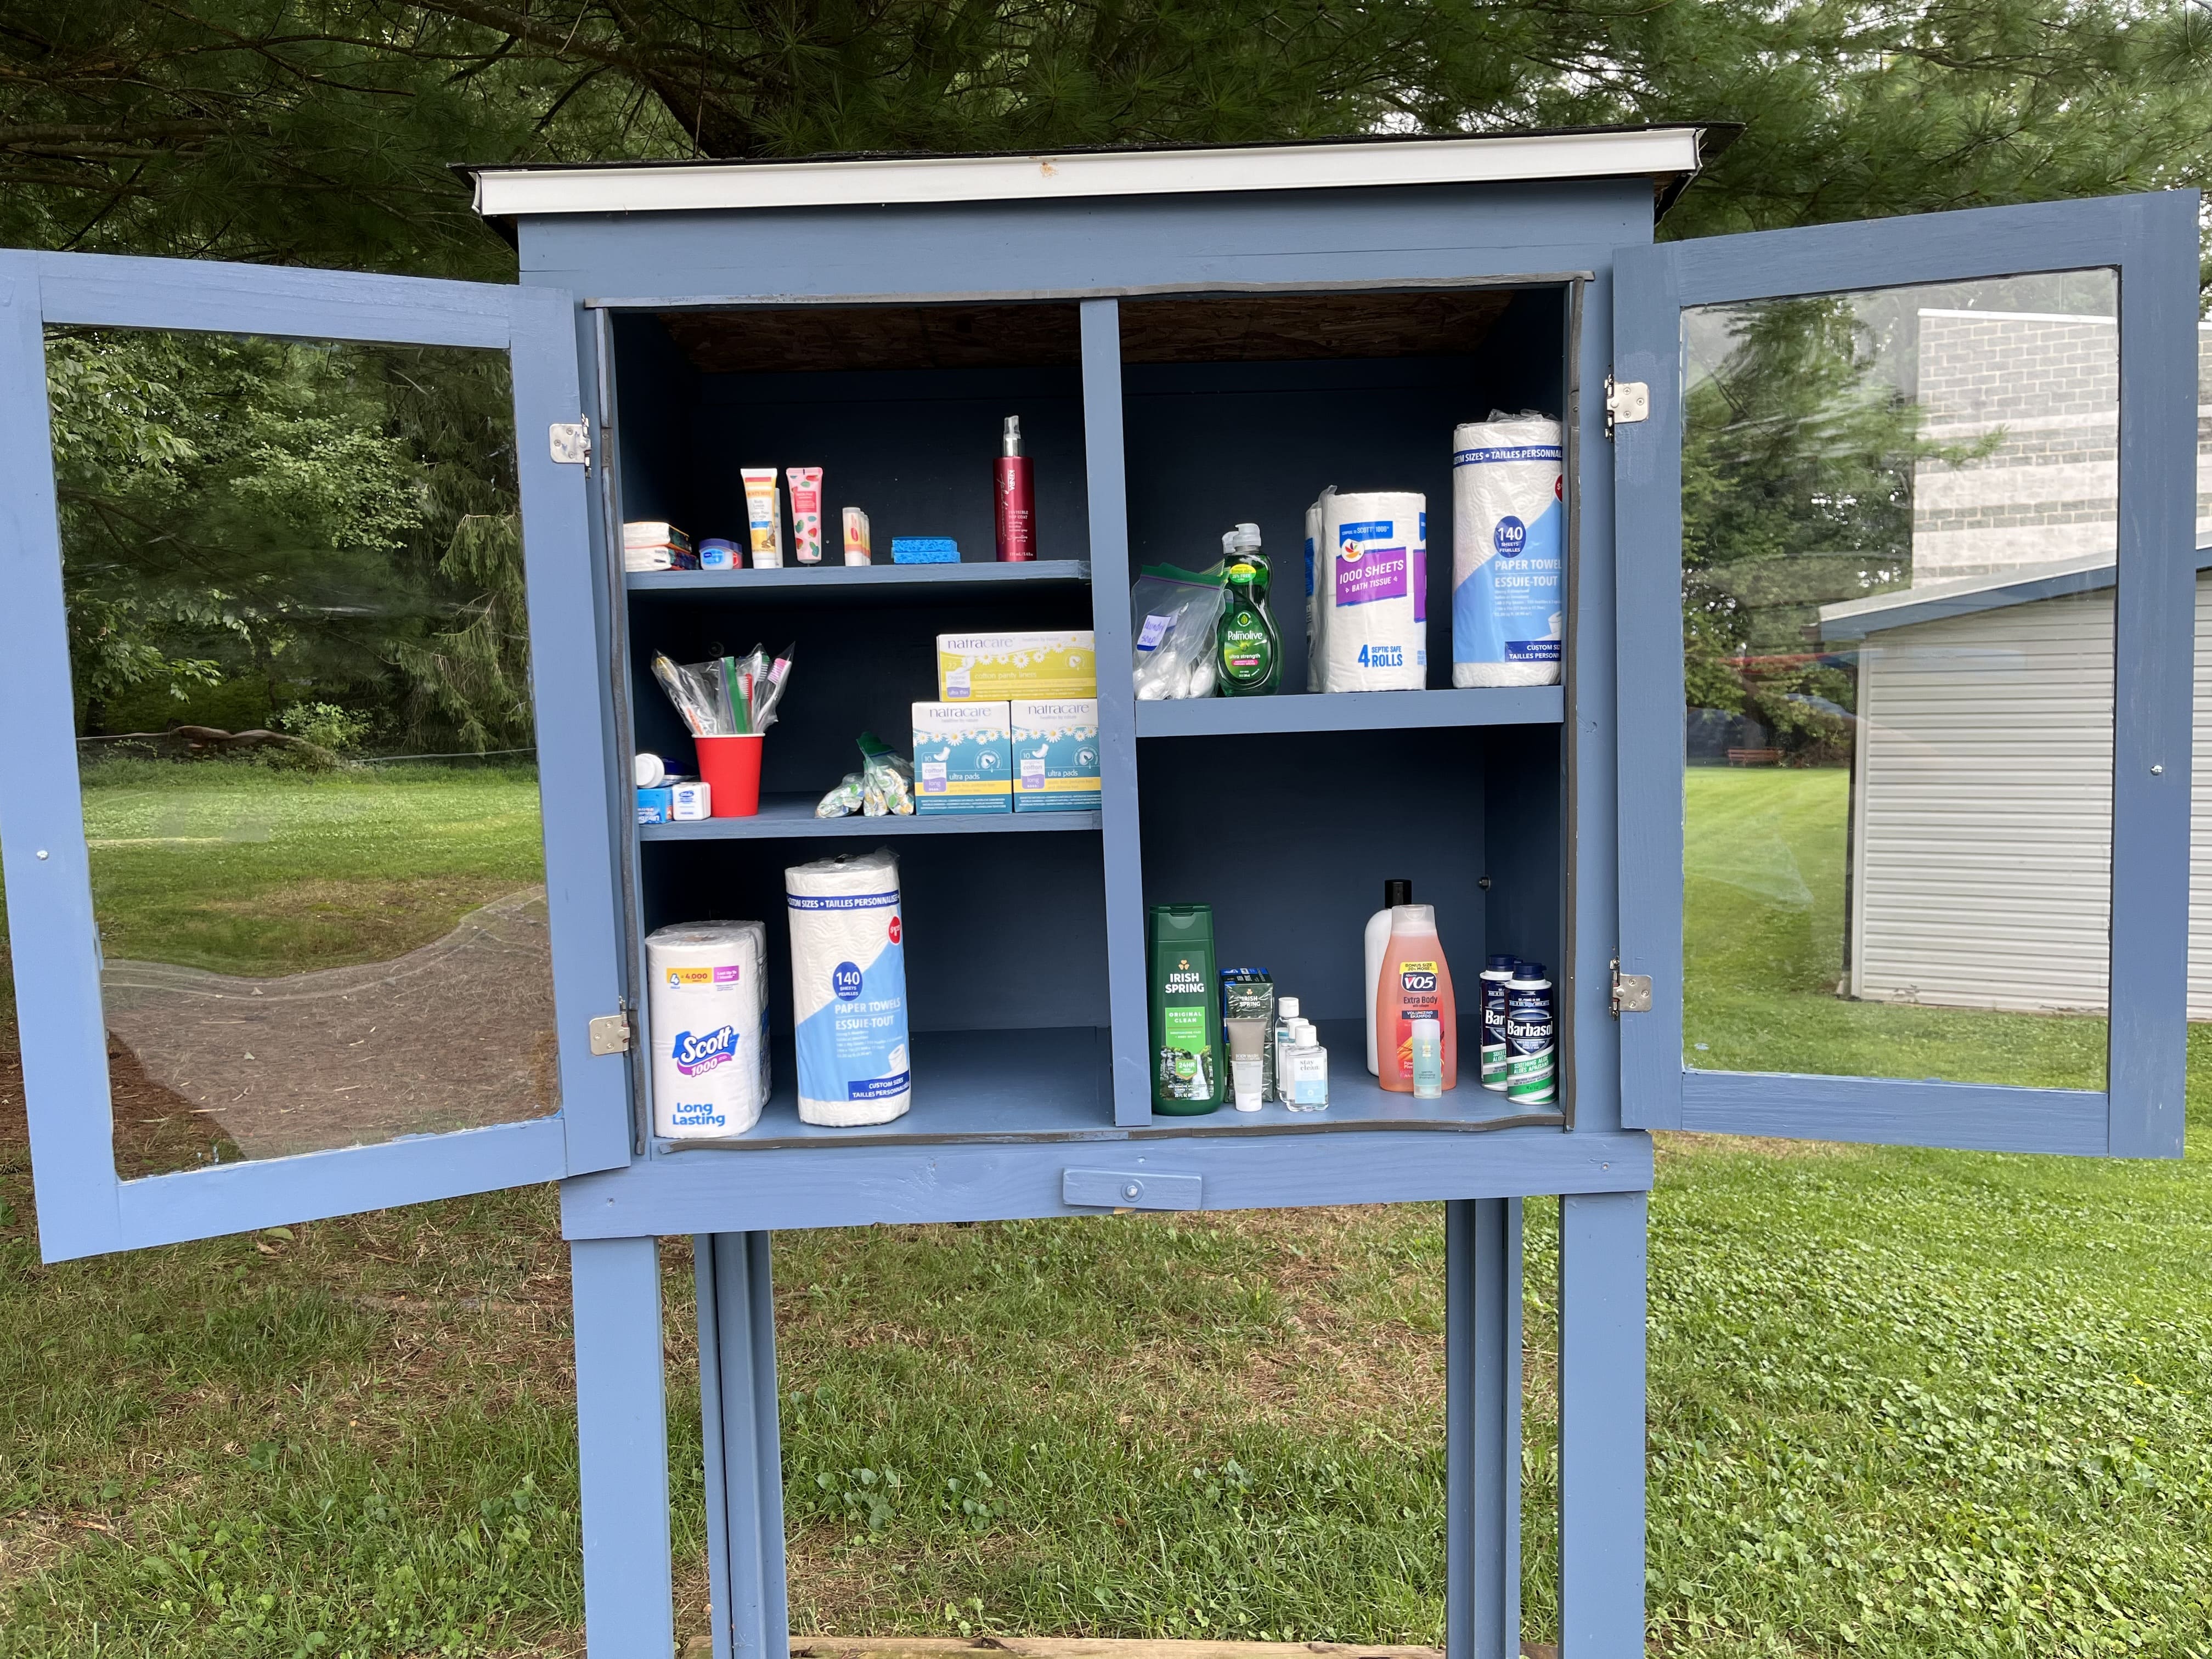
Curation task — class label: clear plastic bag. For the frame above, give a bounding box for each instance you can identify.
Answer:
[1130,563,1226,700]
[857,732,914,816]
[817,732,914,817]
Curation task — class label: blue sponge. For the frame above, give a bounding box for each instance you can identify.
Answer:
[891,538,960,565]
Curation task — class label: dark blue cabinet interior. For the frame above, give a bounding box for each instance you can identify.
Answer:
[608,282,1571,1146]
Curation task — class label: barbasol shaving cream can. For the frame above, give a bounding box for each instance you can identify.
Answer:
[1505,964,1555,1107]
[1479,955,1517,1092]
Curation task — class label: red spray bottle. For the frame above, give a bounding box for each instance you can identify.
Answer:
[995,415,1035,561]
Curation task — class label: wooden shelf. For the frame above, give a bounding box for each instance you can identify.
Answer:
[626,560,1091,602]
[650,1022,1558,1152]
[1135,685,1562,738]
[638,793,1099,840]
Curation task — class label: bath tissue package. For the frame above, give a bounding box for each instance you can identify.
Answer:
[786,849,911,1125]
[647,921,769,1138]
[1452,415,1564,686]
[1319,490,1427,692]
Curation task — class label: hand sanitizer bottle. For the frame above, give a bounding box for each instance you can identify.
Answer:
[1411,1015,1444,1099]
[1291,1021,1330,1111]
[1273,995,1301,1105]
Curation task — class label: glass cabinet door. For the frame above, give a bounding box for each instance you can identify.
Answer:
[0,253,631,1260]
[1612,191,2200,1155]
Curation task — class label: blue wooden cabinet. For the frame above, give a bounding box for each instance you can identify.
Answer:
[0,129,2198,1657]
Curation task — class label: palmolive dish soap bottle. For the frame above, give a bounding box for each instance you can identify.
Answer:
[1375,902,1458,1093]
[1214,523,1280,696]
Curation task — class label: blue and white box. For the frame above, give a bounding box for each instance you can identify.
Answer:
[1011,698,1101,812]
[912,701,1012,815]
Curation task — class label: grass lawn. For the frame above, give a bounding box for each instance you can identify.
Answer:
[69,757,549,977]
[1,764,2207,1657]
[1686,765,2106,1087]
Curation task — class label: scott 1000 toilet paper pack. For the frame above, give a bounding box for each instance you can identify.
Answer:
[786,848,911,1125]
[646,921,769,1138]
[1318,490,1427,692]
[1453,415,1564,686]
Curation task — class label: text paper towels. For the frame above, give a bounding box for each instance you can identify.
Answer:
[1318,490,1427,692]
[786,848,911,1125]
[1452,415,1564,686]
[646,921,769,1138]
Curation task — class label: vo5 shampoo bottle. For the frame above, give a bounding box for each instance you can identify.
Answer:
[1375,903,1457,1092]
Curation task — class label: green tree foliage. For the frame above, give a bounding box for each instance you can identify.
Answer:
[5,2,2208,752]
[1679,296,2003,762]
[48,329,529,751]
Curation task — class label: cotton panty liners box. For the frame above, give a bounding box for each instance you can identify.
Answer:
[1011,698,1100,812]
[935,631,1096,701]
[912,701,1012,814]
[787,849,911,1126]
[646,921,769,1138]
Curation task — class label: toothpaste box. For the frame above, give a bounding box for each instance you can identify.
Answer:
[636,786,672,824]
[1011,699,1101,812]
[935,631,1097,701]
[912,701,1012,815]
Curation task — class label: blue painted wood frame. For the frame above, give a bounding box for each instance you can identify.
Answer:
[1613,191,2200,1156]
[1446,1197,1522,1659]
[0,251,633,1261]
[698,1232,790,1659]
[1555,1190,1646,1656]
[572,1236,676,1655]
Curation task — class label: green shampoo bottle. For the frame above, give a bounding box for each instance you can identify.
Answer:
[1148,904,1223,1114]
[1215,523,1281,696]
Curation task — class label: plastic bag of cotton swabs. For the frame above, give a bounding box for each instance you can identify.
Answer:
[651,645,797,738]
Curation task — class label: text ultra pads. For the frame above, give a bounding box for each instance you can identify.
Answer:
[935,631,1096,701]
[1012,699,1099,812]
[913,701,1011,814]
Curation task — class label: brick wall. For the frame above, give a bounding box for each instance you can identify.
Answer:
[1911,310,2118,583]
[1911,314,2212,586]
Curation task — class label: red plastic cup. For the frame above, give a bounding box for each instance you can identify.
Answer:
[695,734,764,817]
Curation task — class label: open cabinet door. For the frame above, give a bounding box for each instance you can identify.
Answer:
[0,252,631,1260]
[1614,191,2200,1155]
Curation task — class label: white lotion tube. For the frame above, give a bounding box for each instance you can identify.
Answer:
[741,468,783,567]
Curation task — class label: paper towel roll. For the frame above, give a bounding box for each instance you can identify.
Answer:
[646,921,768,1138]
[1319,490,1427,692]
[786,848,910,1126]
[1452,416,1564,687]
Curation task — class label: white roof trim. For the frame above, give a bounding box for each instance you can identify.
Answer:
[471,129,1703,218]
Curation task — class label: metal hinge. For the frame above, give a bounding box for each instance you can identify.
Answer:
[1603,373,1649,437]
[588,1010,631,1055]
[1611,960,1652,1015]
[549,417,591,469]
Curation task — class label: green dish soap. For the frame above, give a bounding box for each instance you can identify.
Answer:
[1215,523,1281,696]
[1148,904,1223,1114]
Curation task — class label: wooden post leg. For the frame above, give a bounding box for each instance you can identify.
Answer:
[1448,1198,1523,1659]
[572,1235,674,1658]
[1556,1192,1647,1656]
[697,1232,789,1659]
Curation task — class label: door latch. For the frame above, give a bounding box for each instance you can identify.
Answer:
[549,418,591,468]
[588,1011,631,1055]
[1611,961,1652,1015]
[1603,374,1649,437]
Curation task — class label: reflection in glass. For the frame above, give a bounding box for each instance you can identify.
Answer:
[1681,273,2118,1088]
[43,329,558,1177]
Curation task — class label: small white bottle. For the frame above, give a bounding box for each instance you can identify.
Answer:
[1273,995,1302,1104]
[1291,1022,1330,1111]
[1411,1015,1444,1100]
[1364,878,1413,1074]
